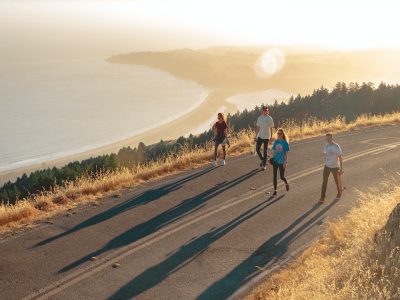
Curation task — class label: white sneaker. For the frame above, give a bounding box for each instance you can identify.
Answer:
[212,160,217,167]
[222,159,226,166]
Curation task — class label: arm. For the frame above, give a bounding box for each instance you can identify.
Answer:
[254,124,260,141]
[284,143,289,168]
[337,144,343,172]
[212,124,217,139]
[269,117,275,144]
[270,142,276,158]
[284,152,289,168]
[269,127,274,144]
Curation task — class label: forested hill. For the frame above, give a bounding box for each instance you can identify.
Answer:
[229,82,400,131]
[1,82,399,205]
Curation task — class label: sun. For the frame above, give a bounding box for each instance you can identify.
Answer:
[254,48,286,78]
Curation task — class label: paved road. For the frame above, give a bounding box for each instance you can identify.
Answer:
[1,125,400,300]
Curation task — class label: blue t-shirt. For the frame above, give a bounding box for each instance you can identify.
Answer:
[272,139,290,164]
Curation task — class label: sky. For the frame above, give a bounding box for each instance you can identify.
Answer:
[1,0,400,61]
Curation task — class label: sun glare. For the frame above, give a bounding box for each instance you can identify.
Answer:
[255,48,286,78]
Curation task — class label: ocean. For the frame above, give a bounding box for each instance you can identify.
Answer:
[0,58,208,172]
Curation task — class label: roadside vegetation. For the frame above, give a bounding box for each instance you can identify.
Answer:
[247,180,400,300]
[1,82,400,232]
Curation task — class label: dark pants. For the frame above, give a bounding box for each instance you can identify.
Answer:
[321,166,340,198]
[214,140,226,160]
[273,163,288,190]
[256,137,269,165]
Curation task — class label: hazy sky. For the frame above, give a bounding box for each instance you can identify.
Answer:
[1,0,400,61]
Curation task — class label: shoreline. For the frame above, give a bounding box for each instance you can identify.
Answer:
[0,90,210,174]
[0,90,238,185]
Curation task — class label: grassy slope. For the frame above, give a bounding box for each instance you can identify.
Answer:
[247,179,400,299]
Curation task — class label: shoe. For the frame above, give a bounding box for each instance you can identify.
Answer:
[222,159,226,166]
[319,196,325,203]
[285,184,290,191]
[272,191,277,197]
[259,161,263,169]
[212,160,217,167]
[336,192,342,199]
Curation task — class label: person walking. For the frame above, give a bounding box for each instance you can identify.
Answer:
[269,128,290,196]
[212,112,229,167]
[319,133,343,203]
[255,106,274,170]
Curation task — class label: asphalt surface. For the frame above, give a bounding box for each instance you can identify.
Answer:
[1,125,400,300]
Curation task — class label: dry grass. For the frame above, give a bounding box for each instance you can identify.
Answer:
[0,131,252,232]
[1,111,400,233]
[284,112,400,142]
[247,179,400,300]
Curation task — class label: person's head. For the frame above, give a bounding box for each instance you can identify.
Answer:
[217,112,226,123]
[326,133,333,144]
[277,128,289,142]
[262,106,269,116]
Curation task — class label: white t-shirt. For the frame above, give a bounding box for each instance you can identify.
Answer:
[324,143,342,168]
[256,115,275,139]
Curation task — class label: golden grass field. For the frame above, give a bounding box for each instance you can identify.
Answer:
[1,112,400,233]
[247,179,400,300]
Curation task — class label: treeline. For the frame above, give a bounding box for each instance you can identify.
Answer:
[0,155,118,205]
[229,82,400,131]
[1,82,399,205]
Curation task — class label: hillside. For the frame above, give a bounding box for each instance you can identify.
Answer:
[248,183,400,299]
[107,47,400,95]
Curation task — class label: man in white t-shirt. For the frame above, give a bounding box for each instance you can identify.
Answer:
[255,106,275,170]
[320,133,343,202]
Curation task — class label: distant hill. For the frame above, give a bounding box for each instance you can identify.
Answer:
[107,47,400,95]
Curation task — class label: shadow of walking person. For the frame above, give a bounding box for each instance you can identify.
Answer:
[59,169,260,273]
[197,197,340,300]
[107,195,284,300]
[34,167,215,248]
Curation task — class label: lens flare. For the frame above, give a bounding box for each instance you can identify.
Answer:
[254,48,285,78]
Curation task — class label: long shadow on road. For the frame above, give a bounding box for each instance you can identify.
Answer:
[107,195,285,300]
[197,197,340,300]
[34,167,215,248]
[59,168,260,273]
[106,197,339,299]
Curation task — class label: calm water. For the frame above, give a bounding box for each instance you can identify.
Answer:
[0,59,208,172]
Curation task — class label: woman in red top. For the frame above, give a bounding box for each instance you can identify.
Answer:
[212,112,229,166]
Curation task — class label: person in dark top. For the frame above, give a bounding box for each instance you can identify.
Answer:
[212,112,229,166]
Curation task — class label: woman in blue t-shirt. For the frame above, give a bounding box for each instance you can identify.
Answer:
[269,128,290,196]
